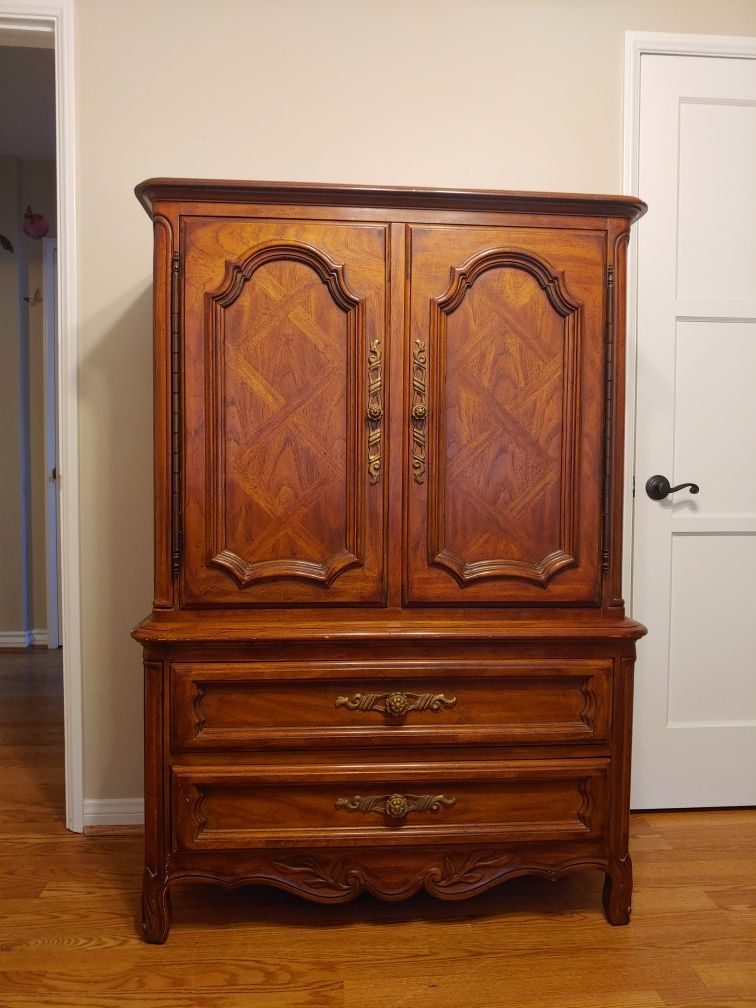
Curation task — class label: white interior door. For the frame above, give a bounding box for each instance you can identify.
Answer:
[631,52,756,808]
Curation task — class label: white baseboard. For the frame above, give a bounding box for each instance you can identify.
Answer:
[0,630,32,648]
[0,628,49,648]
[83,799,145,827]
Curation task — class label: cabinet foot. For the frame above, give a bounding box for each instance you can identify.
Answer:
[142,867,172,943]
[602,856,632,925]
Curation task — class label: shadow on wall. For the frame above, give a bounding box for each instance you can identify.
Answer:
[76,281,153,800]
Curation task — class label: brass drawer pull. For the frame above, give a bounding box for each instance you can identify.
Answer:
[335,792,456,821]
[335,690,457,718]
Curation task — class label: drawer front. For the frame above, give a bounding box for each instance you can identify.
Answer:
[171,758,609,850]
[170,660,612,750]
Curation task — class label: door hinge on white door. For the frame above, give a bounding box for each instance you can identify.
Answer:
[170,250,183,579]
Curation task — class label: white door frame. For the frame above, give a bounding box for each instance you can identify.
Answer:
[42,236,60,649]
[0,0,83,832]
[622,30,756,612]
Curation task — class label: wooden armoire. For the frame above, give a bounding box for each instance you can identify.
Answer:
[132,179,647,942]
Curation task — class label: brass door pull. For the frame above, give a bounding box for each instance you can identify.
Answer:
[366,338,383,484]
[335,793,456,821]
[411,339,427,483]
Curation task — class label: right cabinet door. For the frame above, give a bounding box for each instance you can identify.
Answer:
[405,224,607,605]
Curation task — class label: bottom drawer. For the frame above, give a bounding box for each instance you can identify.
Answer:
[172,758,609,850]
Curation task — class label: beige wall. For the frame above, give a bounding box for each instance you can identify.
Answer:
[75,0,756,802]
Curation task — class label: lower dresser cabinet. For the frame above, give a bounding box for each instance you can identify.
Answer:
[137,637,640,942]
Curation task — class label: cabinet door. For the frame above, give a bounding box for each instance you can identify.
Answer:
[181,218,388,606]
[406,224,606,605]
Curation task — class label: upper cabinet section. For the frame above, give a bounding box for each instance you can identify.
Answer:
[180,219,388,607]
[138,180,645,613]
[405,225,607,605]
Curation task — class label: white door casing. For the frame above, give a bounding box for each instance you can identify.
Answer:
[627,38,756,808]
[42,237,60,649]
[0,0,82,831]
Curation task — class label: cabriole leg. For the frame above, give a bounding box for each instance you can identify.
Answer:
[602,855,632,925]
[142,867,171,943]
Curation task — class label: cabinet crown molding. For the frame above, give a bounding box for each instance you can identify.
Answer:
[135,178,647,222]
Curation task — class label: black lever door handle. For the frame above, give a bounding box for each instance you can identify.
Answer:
[645,475,700,501]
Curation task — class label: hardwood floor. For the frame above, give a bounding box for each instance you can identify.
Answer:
[0,649,754,1007]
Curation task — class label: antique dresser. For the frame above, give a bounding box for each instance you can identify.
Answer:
[132,179,647,942]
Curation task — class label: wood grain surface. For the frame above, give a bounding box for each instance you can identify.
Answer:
[134,183,652,939]
[1,650,755,1006]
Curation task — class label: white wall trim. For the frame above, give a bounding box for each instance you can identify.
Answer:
[0,629,46,647]
[0,0,83,833]
[0,17,53,45]
[83,799,145,828]
[622,30,756,614]
[0,631,33,648]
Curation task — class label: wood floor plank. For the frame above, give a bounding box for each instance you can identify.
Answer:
[0,999,342,1008]
[0,992,342,1008]
[1,650,755,1007]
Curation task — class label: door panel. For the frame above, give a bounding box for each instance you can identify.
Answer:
[181,218,388,606]
[632,54,756,807]
[406,225,606,605]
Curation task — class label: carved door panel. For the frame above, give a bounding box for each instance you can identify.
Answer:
[405,225,606,605]
[181,218,388,606]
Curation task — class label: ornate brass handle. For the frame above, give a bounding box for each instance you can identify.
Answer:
[366,338,382,484]
[335,793,456,821]
[411,339,427,483]
[335,690,457,718]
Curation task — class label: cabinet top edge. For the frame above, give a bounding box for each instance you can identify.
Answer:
[134,178,648,222]
[132,611,648,645]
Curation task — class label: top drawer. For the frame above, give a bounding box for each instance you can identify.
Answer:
[170,659,612,751]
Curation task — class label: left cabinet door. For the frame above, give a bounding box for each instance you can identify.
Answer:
[180,217,389,607]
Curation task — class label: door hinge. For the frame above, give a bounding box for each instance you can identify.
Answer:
[170,250,183,579]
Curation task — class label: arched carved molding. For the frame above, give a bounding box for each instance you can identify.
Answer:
[579,678,598,732]
[435,247,581,319]
[204,240,366,589]
[577,777,594,829]
[210,239,361,312]
[168,853,612,905]
[431,548,577,589]
[210,547,361,589]
[428,247,582,587]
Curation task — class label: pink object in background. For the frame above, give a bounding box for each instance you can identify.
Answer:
[23,205,49,240]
